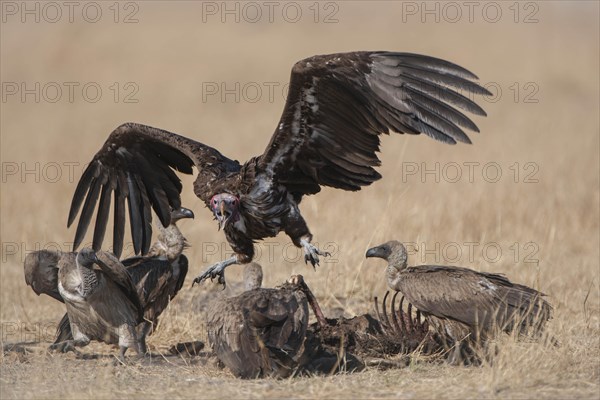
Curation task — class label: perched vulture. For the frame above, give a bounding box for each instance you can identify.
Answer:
[206,266,326,378]
[24,248,144,360]
[45,208,193,353]
[366,240,553,364]
[66,51,491,285]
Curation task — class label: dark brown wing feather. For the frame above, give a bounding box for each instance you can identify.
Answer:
[397,265,552,334]
[95,251,145,322]
[173,254,189,296]
[68,122,240,256]
[259,52,490,195]
[54,313,73,343]
[125,258,172,308]
[207,287,308,379]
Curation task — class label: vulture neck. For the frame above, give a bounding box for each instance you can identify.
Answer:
[151,222,188,262]
[75,258,99,298]
[385,252,408,291]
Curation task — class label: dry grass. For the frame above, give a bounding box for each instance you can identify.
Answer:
[1,2,599,399]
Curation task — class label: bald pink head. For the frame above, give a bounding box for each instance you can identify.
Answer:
[210,193,240,230]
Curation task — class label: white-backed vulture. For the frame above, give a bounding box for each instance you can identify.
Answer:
[24,248,144,360]
[366,240,552,364]
[65,51,491,286]
[42,208,193,353]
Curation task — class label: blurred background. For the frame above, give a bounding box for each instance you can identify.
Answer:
[0,2,598,396]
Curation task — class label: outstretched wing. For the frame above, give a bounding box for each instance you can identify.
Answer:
[259,52,491,195]
[68,123,239,256]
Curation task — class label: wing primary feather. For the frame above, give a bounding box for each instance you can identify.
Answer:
[113,187,126,258]
[72,176,102,251]
[406,86,480,133]
[92,181,113,252]
[374,52,481,80]
[126,174,143,255]
[135,174,153,255]
[67,162,98,227]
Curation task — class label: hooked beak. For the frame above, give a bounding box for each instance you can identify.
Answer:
[216,201,231,231]
[365,246,387,259]
[173,207,195,221]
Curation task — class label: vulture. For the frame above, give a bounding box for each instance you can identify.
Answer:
[206,265,326,378]
[24,248,144,360]
[66,51,491,285]
[32,208,194,353]
[366,240,553,364]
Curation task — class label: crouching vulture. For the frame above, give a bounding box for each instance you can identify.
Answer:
[25,207,193,354]
[24,248,144,360]
[206,264,327,378]
[66,51,491,286]
[366,241,553,364]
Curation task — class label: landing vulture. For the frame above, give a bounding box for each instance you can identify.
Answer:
[25,248,144,360]
[366,240,553,364]
[67,51,491,285]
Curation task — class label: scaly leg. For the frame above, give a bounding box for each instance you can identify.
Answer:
[48,339,88,354]
[192,256,238,287]
[300,237,331,268]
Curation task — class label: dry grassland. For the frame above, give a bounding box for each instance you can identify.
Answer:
[1,2,599,399]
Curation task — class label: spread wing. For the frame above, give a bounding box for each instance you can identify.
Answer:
[23,250,64,303]
[399,265,551,333]
[258,52,491,195]
[68,122,240,257]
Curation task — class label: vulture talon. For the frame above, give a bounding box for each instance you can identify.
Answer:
[300,239,330,268]
[192,256,238,288]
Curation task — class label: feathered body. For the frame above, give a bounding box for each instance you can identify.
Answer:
[206,266,309,379]
[25,249,144,358]
[367,241,552,363]
[47,208,193,352]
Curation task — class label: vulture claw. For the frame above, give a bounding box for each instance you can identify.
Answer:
[192,256,237,288]
[300,239,330,268]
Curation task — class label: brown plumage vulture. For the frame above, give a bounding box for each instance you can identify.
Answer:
[366,240,552,364]
[45,208,193,353]
[206,265,319,379]
[65,51,491,286]
[24,248,144,360]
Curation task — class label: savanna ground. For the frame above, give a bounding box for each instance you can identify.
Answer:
[1,1,599,399]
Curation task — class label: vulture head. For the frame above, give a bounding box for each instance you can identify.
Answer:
[24,250,61,297]
[366,240,408,271]
[210,193,240,230]
[171,207,195,223]
[76,248,99,269]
